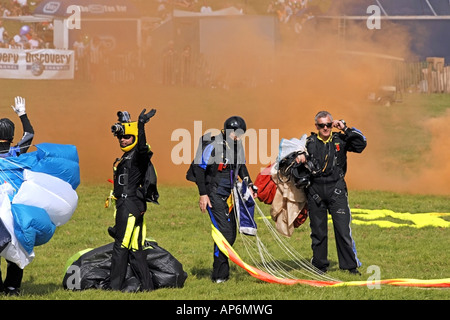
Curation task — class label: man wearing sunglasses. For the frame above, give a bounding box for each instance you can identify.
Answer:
[299,111,366,275]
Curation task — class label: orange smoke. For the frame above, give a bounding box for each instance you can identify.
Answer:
[4,10,448,196]
[406,110,450,195]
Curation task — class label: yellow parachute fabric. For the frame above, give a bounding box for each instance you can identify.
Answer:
[211,225,450,288]
[346,209,450,228]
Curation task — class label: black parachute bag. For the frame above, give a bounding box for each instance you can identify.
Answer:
[186,132,216,183]
[62,239,187,291]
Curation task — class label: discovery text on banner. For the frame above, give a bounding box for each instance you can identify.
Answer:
[0,48,74,80]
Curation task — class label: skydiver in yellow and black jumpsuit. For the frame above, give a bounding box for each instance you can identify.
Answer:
[109,109,156,291]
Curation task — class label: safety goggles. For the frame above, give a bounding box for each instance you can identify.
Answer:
[316,122,333,129]
[117,134,133,140]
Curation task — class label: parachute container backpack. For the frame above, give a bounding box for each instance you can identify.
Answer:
[186,132,216,183]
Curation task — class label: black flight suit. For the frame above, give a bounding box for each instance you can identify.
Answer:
[110,120,152,291]
[193,133,252,281]
[306,127,367,272]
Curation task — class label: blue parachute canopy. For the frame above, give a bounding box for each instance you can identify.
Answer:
[0,143,80,267]
[2,143,80,190]
[11,204,56,254]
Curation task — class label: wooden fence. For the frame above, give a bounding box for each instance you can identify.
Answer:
[395,60,450,93]
[74,50,450,95]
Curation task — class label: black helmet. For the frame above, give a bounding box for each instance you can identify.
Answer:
[0,118,14,142]
[292,164,311,189]
[224,116,247,133]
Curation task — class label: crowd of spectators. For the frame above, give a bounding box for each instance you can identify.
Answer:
[0,20,52,49]
[0,1,52,49]
[1,0,31,17]
[267,0,310,24]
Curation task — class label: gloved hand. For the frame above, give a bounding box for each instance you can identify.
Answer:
[139,108,156,124]
[11,96,26,116]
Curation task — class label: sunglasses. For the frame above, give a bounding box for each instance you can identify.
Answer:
[117,134,133,140]
[316,122,333,129]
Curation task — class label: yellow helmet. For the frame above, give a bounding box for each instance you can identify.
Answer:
[111,111,139,152]
[120,121,138,152]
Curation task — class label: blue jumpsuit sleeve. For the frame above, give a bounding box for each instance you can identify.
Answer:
[193,143,215,195]
[344,127,367,153]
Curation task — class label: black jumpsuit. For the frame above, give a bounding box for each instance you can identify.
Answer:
[306,127,367,272]
[193,133,252,281]
[110,120,152,291]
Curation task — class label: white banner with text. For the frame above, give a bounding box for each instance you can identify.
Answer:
[0,49,74,80]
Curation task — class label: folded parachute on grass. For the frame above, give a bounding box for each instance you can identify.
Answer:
[62,239,188,292]
[0,143,79,268]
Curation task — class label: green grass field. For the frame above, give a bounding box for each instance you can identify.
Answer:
[0,77,449,302]
[10,185,449,301]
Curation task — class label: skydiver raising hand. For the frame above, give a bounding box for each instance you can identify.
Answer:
[0,96,35,296]
[0,96,34,157]
[109,108,158,292]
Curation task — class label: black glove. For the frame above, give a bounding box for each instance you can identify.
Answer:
[139,108,156,124]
